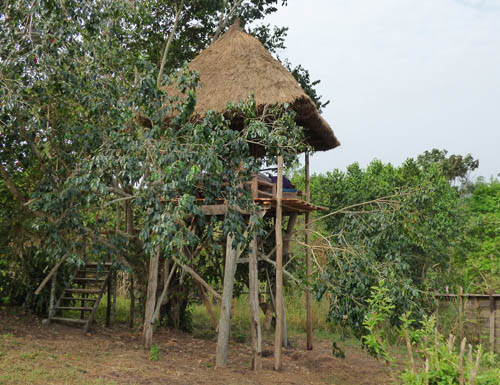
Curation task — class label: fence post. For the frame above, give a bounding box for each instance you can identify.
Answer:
[474,297,481,345]
[489,290,495,353]
[458,286,464,343]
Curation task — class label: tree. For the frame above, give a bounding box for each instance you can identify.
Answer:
[294,158,462,335]
[453,178,500,291]
[0,0,307,322]
[417,149,479,189]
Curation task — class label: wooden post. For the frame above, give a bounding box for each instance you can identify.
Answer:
[106,271,111,328]
[48,271,57,320]
[282,213,297,348]
[143,247,160,348]
[216,234,239,367]
[249,231,262,370]
[489,290,495,353]
[474,297,481,345]
[305,151,313,350]
[129,275,135,329]
[274,155,284,370]
[458,286,464,343]
[251,175,258,199]
[111,271,117,325]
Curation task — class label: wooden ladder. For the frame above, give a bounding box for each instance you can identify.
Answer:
[48,262,112,333]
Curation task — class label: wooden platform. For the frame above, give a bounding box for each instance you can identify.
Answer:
[254,198,327,214]
[198,198,326,216]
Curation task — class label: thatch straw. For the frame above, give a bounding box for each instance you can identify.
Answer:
[165,20,339,152]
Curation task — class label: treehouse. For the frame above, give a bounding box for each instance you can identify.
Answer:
[168,19,340,369]
[36,19,340,371]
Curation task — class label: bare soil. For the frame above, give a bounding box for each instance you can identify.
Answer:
[0,307,391,385]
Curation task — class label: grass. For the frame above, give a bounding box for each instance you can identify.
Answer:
[191,291,345,343]
[0,334,118,385]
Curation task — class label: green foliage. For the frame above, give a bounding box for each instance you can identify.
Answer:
[454,178,500,291]
[417,149,479,188]
[150,345,160,362]
[362,285,500,385]
[0,0,309,314]
[399,317,500,385]
[362,281,395,363]
[309,159,461,335]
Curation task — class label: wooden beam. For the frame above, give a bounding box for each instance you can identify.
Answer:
[305,151,313,350]
[172,255,222,301]
[274,155,284,370]
[35,255,68,295]
[200,204,227,216]
[197,282,218,330]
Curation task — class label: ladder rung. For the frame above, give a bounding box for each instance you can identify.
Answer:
[73,277,106,282]
[56,306,93,311]
[60,297,97,302]
[49,317,87,324]
[85,263,112,267]
[65,289,101,294]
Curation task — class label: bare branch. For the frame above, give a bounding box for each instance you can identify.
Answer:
[157,0,185,89]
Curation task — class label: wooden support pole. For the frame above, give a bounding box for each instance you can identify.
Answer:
[197,282,218,330]
[281,213,297,349]
[249,229,262,370]
[129,276,135,329]
[216,234,239,367]
[305,151,313,350]
[143,247,160,348]
[274,155,284,371]
[111,271,117,325]
[489,290,495,353]
[106,270,111,328]
[172,255,222,301]
[48,270,57,320]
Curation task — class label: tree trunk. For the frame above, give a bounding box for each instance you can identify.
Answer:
[143,247,160,348]
[216,234,239,367]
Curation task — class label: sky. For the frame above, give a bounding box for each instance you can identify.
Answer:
[264,0,500,178]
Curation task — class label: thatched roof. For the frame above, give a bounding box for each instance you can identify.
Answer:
[167,20,339,152]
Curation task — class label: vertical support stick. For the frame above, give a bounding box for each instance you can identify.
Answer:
[111,271,117,324]
[129,276,135,329]
[49,271,57,320]
[249,230,262,370]
[305,151,313,351]
[216,234,239,367]
[282,213,297,349]
[274,155,284,370]
[489,290,495,353]
[106,272,111,327]
[458,286,464,343]
[197,282,217,330]
[251,175,258,199]
[143,247,160,348]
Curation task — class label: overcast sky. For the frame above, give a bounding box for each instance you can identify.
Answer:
[264,0,500,178]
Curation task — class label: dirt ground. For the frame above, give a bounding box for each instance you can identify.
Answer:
[0,307,392,385]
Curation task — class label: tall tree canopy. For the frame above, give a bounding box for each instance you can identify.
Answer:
[0,0,309,312]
